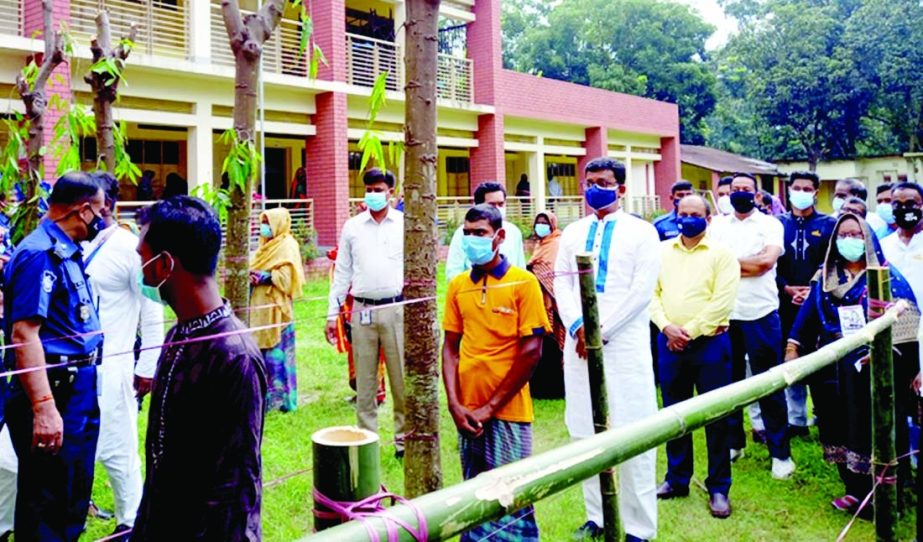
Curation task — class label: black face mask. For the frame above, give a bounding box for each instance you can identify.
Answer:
[730,192,756,214]
[895,207,923,230]
[82,209,106,242]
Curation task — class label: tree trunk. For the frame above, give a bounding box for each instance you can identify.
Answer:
[402,0,442,498]
[221,0,286,316]
[85,11,136,173]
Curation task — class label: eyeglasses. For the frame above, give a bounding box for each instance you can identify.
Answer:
[837,233,865,240]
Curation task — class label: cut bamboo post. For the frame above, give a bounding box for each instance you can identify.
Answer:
[312,426,381,532]
[867,267,897,542]
[576,253,620,542]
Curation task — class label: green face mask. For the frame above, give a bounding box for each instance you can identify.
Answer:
[836,237,866,263]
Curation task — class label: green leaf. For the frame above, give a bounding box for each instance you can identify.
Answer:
[310,42,327,79]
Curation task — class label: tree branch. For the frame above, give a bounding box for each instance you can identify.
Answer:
[115,23,139,60]
[256,0,287,42]
[42,0,54,59]
[221,0,246,52]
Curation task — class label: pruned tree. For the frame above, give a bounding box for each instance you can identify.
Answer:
[402,0,442,498]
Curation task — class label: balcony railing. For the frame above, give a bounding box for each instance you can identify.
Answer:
[210,4,307,77]
[0,0,20,37]
[437,54,473,103]
[345,33,402,91]
[71,0,188,60]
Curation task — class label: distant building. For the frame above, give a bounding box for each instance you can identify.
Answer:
[680,145,783,209]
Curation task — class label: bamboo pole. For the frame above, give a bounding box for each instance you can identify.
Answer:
[868,267,897,542]
[576,253,620,541]
[301,302,908,542]
[312,427,381,532]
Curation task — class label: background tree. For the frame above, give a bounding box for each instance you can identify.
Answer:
[402,0,442,498]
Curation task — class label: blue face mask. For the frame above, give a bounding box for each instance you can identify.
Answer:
[836,237,866,263]
[462,234,497,266]
[260,223,273,238]
[585,184,618,210]
[876,203,895,225]
[789,190,815,211]
[534,223,552,238]
[677,216,707,238]
[365,191,389,212]
[140,253,173,306]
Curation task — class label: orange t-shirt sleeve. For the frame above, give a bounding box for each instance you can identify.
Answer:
[442,278,464,334]
[517,275,551,338]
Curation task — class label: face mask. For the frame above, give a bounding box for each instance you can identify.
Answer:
[895,207,923,230]
[364,191,389,212]
[673,198,681,210]
[832,196,846,214]
[717,195,734,215]
[677,216,707,238]
[462,234,497,266]
[82,208,105,242]
[876,203,895,225]
[729,192,756,214]
[585,184,618,210]
[836,237,866,263]
[789,190,815,211]
[140,252,174,305]
[260,224,273,238]
[534,224,552,238]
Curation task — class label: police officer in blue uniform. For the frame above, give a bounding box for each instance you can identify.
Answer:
[3,172,106,541]
[653,180,696,242]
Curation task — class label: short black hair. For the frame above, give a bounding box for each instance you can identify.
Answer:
[91,171,120,211]
[48,172,102,206]
[464,203,502,232]
[843,196,868,218]
[731,172,758,190]
[892,181,923,200]
[584,157,626,184]
[876,183,893,196]
[137,196,222,276]
[473,181,506,204]
[717,176,733,188]
[837,178,867,201]
[671,180,694,194]
[363,168,395,188]
[788,171,820,190]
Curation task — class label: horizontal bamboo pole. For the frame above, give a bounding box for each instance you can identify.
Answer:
[301,301,909,542]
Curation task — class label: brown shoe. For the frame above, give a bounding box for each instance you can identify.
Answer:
[656,481,689,499]
[709,493,731,519]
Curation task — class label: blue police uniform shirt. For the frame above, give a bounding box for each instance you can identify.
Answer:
[3,219,102,363]
[653,211,680,241]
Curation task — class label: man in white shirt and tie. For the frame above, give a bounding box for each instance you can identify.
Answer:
[326,168,408,457]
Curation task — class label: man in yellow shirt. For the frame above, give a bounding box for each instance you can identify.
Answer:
[649,194,740,519]
[442,204,550,542]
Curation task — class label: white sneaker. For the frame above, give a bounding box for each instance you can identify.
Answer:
[729,448,744,462]
[772,457,796,479]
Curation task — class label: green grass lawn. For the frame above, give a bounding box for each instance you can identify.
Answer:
[80,266,917,541]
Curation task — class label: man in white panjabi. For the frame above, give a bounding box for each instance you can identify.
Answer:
[555,157,661,542]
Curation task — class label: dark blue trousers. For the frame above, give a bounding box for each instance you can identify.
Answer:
[659,333,732,495]
[727,311,791,459]
[5,366,99,542]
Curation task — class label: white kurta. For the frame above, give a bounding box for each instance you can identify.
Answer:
[554,209,661,540]
[84,225,165,527]
[0,427,14,534]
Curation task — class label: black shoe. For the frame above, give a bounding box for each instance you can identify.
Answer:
[573,521,604,541]
[751,429,768,444]
[110,524,133,542]
[88,500,115,521]
[394,448,405,460]
[626,535,649,542]
[656,481,689,499]
[788,425,810,439]
[709,493,731,519]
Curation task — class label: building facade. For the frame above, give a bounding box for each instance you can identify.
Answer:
[0,0,679,244]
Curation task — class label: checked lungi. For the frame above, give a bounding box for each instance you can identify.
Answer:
[458,419,538,542]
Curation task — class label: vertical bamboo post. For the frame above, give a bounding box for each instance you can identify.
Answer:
[312,427,381,532]
[576,253,620,542]
[868,266,897,542]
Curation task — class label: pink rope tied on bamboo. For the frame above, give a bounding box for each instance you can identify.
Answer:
[867,297,894,320]
[836,449,917,542]
[313,485,428,542]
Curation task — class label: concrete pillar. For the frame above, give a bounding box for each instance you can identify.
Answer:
[529,138,546,213]
[466,0,502,105]
[624,147,634,212]
[306,92,350,246]
[23,0,71,181]
[312,0,347,82]
[654,136,680,210]
[188,101,213,191]
[578,127,608,196]
[469,113,505,190]
[189,0,212,64]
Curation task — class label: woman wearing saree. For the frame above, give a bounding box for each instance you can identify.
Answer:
[527,211,566,399]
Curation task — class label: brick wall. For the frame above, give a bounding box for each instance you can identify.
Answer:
[578,127,607,195]
[311,0,346,82]
[654,136,681,206]
[466,0,502,105]
[306,92,350,245]
[469,114,505,189]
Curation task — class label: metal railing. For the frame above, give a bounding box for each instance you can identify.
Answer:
[437,54,473,103]
[211,5,307,76]
[71,0,188,60]
[548,195,587,227]
[626,195,662,218]
[345,33,402,91]
[0,0,20,37]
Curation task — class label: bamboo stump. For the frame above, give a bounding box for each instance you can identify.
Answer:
[312,426,380,532]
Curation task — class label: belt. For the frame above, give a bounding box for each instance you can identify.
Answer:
[45,354,97,389]
[353,295,403,306]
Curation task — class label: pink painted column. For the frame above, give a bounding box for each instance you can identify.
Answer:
[469,114,505,191]
[578,127,608,194]
[654,136,680,209]
[306,92,350,246]
[466,0,502,106]
[23,0,71,182]
[311,0,346,82]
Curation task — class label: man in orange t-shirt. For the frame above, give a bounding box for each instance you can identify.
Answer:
[442,204,550,542]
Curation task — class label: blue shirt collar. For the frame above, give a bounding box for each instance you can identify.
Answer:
[469,255,510,282]
[41,219,80,259]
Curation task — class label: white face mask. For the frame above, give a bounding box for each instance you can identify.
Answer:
[497,205,507,220]
[717,195,734,215]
